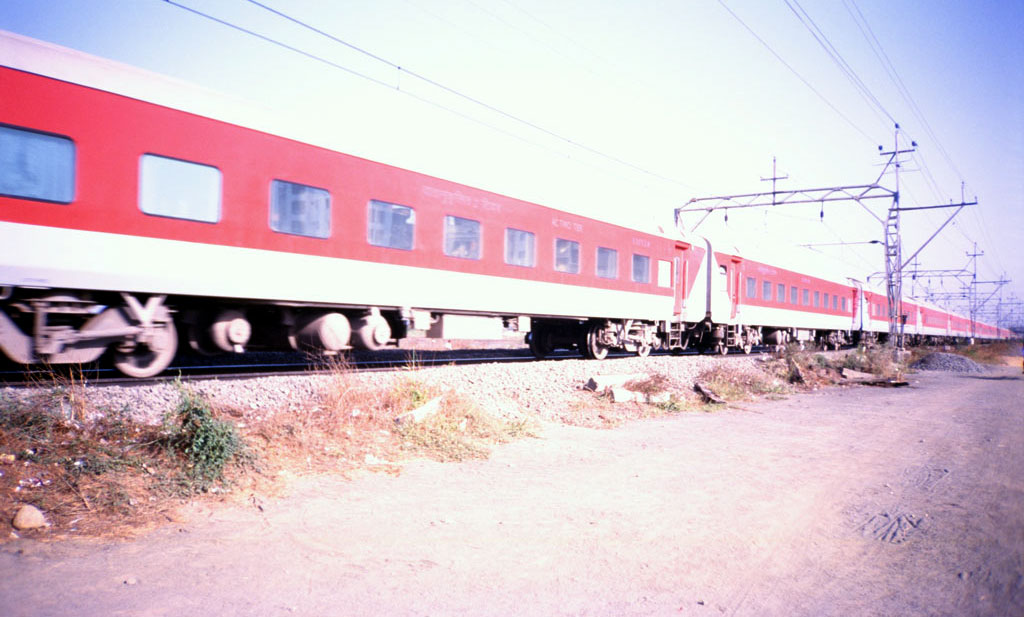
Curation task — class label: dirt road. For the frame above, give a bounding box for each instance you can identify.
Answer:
[2,368,1022,616]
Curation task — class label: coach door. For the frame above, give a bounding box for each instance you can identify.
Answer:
[850,283,863,331]
[730,257,742,319]
[673,242,690,316]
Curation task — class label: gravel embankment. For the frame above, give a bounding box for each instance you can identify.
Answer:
[3,354,768,425]
[910,351,986,373]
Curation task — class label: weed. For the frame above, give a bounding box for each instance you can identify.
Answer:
[27,363,92,424]
[653,395,692,413]
[0,393,62,442]
[0,392,181,536]
[623,373,672,396]
[164,384,248,492]
[698,365,790,401]
[397,394,538,462]
[842,345,903,378]
[950,341,1018,365]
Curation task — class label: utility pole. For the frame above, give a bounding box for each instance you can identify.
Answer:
[966,242,983,339]
[880,124,915,349]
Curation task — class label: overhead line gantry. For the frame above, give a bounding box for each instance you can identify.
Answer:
[674,125,976,351]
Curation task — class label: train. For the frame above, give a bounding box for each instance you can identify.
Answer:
[0,32,1013,378]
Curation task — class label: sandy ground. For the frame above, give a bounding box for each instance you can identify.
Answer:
[1,367,1022,617]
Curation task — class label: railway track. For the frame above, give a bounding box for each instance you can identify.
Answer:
[0,345,786,389]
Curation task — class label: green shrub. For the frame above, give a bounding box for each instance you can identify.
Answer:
[165,385,247,491]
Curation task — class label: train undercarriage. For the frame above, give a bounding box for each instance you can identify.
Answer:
[0,288,401,378]
[526,318,659,360]
[0,287,997,378]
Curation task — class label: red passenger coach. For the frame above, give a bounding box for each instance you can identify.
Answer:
[0,32,1010,378]
[0,32,690,375]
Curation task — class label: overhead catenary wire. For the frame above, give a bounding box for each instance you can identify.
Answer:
[844,0,963,181]
[157,0,696,198]
[156,0,648,187]
[843,0,1011,280]
[229,0,694,191]
[784,0,895,129]
[716,0,878,145]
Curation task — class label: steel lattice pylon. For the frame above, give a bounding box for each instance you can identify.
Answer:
[884,205,903,348]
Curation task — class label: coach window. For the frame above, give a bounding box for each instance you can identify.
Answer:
[777,283,785,303]
[823,293,830,310]
[554,238,580,273]
[762,280,772,301]
[270,180,330,238]
[444,216,481,259]
[814,291,820,307]
[802,289,809,306]
[139,154,220,223]
[597,247,618,279]
[632,254,651,284]
[0,125,75,203]
[842,297,848,312]
[832,295,838,311]
[367,200,414,250]
[790,286,798,305]
[746,277,756,299]
[504,228,535,267]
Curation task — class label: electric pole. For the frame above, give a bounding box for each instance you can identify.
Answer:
[966,242,983,339]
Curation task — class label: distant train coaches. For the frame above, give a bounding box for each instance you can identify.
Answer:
[0,31,1011,377]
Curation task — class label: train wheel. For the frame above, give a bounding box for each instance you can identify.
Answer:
[742,342,752,354]
[586,326,609,360]
[716,342,729,355]
[527,331,553,359]
[353,314,391,351]
[635,342,652,358]
[113,321,178,378]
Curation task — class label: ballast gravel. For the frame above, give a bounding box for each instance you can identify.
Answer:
[3,354,768,426]
[910,352,986,373]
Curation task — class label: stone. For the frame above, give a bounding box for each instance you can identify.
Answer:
[645,391,671,404]
[394,396,442,425]
[694,382,726,405]
[12,504,47,530]
[610,387,642,403]
[840,367,875,381]
[585,374,647,393]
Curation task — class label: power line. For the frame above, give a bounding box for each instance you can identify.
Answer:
[844,0,963,181]
[840,2,1010,284]
[716,0,877,145]
[784,0,895,126]
[156,0,633,186]
[157,0,695,193]
[233,0,693,190]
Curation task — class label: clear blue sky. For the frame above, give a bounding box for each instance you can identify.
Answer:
[2,0,1022,324]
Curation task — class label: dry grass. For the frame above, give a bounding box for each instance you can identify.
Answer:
[0,389,215,539]
[839,345,904,379]
[566,371,722,425]
[949,341,1019,366]
[8,340,939,540]
[396,393,539,462]
[623,373,673,396]
[1,358,543,540]
[697,364,792,402]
